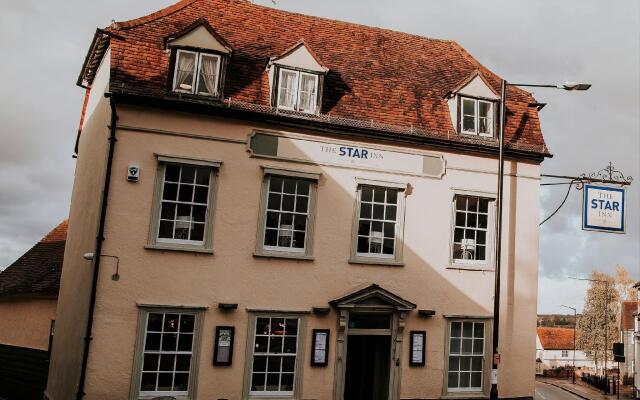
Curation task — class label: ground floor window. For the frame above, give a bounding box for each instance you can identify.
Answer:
[447,320,485,391]
[131,307,203,399]
[249,316,302,396]
[562,350,569,357]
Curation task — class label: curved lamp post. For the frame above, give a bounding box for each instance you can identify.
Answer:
[561,304,578,384]
[490,80,590,400]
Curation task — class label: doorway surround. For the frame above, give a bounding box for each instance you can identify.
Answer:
[329,284,416,400]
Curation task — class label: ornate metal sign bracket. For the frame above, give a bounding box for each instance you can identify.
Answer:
[539,162,632,226]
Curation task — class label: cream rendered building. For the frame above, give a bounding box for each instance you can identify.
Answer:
[46,1,550,399]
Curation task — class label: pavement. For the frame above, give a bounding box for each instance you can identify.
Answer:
[537,377,635,400]
[536,380,583,400]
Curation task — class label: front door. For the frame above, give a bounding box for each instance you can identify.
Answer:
[344,335,391,400]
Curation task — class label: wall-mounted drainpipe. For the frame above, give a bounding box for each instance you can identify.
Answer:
[76,93,118,400]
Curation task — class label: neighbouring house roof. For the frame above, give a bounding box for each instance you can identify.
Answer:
[0,221,67,298]
[78,0,549,160]
[537,327,575,350]
[621,301,639,331]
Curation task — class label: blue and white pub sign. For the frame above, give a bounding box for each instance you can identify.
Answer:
[582,184,626,233]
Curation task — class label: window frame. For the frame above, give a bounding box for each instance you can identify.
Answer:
[275,67,320,114]
[561,350,569,358]
[254,167,319,260]
[129,305,206,400]
[349,180,406,266]
[172,48,223,97]
[449,192,495,270]
[443,318,491,395]
[146,155,220,254]
[458,96,495,138]
[243,312,307,399]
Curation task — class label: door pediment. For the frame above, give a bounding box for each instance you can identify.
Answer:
[329,284,416,311]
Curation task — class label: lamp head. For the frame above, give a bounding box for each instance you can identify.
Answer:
[559,81,592,91]
[83,252,95,261]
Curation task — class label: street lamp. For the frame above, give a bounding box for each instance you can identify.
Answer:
[561,304,578,384]
[569,276,610,393]
[490,79,590,400]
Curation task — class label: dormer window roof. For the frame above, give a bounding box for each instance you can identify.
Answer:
[166,20,232,97]
[166,20,232,54]
[268,41,328,114]
[447,72,500,138]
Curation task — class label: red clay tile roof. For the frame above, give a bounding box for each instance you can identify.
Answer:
[0,221,67,297]
[80,0,549,158]
[621,301,639,331]
[537,327,575,350]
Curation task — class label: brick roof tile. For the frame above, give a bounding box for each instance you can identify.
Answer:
[0,221,67,297]
[621,301,639,331]
[89,0,548,157]
[537,327,575,350]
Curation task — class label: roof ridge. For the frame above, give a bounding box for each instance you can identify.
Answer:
[114,0,454,45]
[42,220,68,243]
[244,0,455,44]
[111,0,202,30]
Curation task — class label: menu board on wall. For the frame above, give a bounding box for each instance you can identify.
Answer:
[213,326,235,366]
[311,329,330,366]
[410,331,426,366]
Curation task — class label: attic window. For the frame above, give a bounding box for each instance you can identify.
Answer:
[173,49,221,96]
[276,68,319,114]
[460,97,494,137]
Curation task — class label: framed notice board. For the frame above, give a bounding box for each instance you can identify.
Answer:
[409,331,426,366]
[310,329,330,367]
[213,326,235,366]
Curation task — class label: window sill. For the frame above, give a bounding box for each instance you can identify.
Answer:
[440,392,488,399]
[145,244,214,254]
[349,257,404,267]
[447,264,494,272]
[253,250,314,261]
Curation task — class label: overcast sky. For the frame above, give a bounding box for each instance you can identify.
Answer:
[0,0,638,313]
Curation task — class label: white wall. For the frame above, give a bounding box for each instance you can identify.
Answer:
[537,349,595,369]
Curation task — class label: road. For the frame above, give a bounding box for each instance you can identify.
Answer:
[535,380,583,400]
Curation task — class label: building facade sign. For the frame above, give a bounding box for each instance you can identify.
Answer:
[583,184,626,233]
[249,132,446,178]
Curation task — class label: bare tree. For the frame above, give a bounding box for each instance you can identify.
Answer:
[614,265,637,301]
[576,270,619,373]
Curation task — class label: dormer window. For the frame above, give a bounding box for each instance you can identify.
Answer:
[447,72,500,139]
[268,41,328,115]
[461,97,494,137]
[173,49,221,96]
[277,68,319,113]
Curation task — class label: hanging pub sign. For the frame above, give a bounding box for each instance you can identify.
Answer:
[582,184,626,233]
[310,329,330,367]
[409,331,426,366]
[213,326,235,366]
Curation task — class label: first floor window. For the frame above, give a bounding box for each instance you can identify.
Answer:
[356,186,401,258]
[562,350,569,357]
[158,163,213,244]
[452,195,491,264]
[139,311,198,396]
[461,96,494,137]
[276,68,319,113]
[173,49,221,96]
[250,316,300,395]
[256,170,319,258]
[264,176,311,252]
[448,320,485,391]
